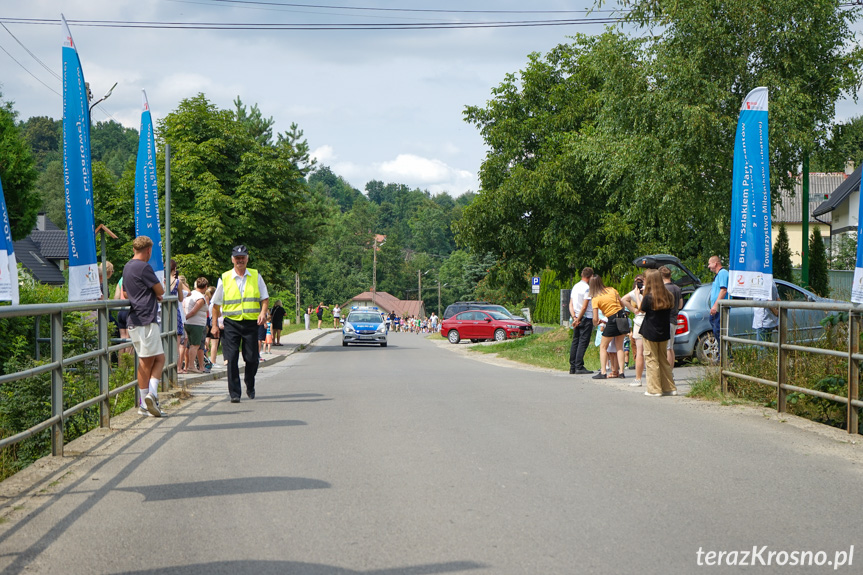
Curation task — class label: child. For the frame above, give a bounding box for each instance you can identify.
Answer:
[264,317,273,355]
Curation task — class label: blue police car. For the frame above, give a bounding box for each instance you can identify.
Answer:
[342,306,388,347]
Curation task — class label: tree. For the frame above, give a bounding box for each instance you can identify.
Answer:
[811,116,863,172]
[808,226,830,297]
[145,93,328,287]
[829,231,856,271]
[772,223,794,282]
[0,96,40,240]
[459,1,863,290]
[90,120,138,180]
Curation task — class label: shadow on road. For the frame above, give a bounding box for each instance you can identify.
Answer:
[175,420,307,432]
[114,559,487,575]
[116,476,331,502]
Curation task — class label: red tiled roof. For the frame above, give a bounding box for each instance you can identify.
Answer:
[344,291,426,318]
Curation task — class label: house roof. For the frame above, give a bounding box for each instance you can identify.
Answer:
[12,237,66,285]
[344,290,426,317]
[813,166,860,217]
[29,230,68,259]
[773,172,845,224]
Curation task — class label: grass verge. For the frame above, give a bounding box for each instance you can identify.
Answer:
[467,327,601,372]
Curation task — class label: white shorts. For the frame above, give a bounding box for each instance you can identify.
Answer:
[128,323,165,358]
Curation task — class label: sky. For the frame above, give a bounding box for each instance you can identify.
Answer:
[0,0,618,197]
[1,1,861,198]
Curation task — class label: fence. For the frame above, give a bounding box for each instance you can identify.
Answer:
[0,297,179,457]
[718,298,862,434]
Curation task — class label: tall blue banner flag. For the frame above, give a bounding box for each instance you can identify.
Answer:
[0,176,20,305]
[134,91,165,283]
[851,177,863,303]
[62,15,101,301]
[728,87,772,300]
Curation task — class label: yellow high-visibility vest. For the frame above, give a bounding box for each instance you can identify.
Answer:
[221,268,261,321]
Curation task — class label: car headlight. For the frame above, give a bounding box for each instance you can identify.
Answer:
[344,323,355,333]
[376,323,387,332]
[506,324,521,329]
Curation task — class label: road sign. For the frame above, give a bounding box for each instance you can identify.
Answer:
[531,276,540,294]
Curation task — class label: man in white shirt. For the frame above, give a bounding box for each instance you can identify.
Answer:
[568,267,594,375]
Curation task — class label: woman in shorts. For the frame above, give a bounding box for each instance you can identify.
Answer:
[590,275,629,380]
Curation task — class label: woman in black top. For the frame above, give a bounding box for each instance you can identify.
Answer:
[638,269,678,397]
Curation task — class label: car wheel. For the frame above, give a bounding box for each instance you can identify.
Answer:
[342,341,348,347]
[695,332,719,364]
[494,329,507,342]
[447,330,461,344]
[380,342,387,347]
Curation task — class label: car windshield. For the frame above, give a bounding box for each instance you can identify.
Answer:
[482,305,514,317]
[487,311,511,320]
[348,313,382,323]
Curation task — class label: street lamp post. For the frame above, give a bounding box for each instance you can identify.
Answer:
[88,82,117,115]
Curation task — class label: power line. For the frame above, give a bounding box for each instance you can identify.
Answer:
[199,0,625,14]
[0,40,60,97]
[0,16,622,31]
[0,22,60,80]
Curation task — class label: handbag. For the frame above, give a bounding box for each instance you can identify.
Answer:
[615,311,631,334]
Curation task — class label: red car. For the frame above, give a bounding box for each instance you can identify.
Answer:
[441,310,533,344]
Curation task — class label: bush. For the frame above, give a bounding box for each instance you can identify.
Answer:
[0,283,139,480]
[808,226,830,297]
[773,222,794,282]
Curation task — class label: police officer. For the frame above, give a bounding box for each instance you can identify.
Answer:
[211,245,269,402]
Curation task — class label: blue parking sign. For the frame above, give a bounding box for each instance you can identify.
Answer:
[531,276,540,293]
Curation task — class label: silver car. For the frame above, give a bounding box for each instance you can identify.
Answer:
[673,280,831,363]
[634,255,832,363]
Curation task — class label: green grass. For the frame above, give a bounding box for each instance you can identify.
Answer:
[468,327,602,372]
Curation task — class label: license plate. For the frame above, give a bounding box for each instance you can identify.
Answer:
[524,329,532,335]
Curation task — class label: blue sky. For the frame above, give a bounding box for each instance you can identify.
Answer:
[1,1,861,197]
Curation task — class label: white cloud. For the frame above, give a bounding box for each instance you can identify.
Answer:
[311,145,336,164]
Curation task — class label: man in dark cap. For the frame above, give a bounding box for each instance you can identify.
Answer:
[211,245,269,402]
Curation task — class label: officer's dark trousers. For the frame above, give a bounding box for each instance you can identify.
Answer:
[223,318,259,399]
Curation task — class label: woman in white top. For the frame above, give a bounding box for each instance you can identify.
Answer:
[621,275,646,387]
[333,304,341,328]
[183,277,209,373]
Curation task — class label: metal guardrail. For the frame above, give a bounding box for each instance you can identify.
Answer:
[0,297,179,456]
[718,299,862,434]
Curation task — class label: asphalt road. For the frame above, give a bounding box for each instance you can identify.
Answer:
[1,332,862,574]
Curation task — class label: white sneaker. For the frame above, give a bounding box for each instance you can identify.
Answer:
[138,406,154,417]
[662,390,678,396]
[144,393,163,417]
[629,380,642,387]
[644,391,662,397]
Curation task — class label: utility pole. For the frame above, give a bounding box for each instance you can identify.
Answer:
[418,270,422,304]
[373,237,378,306]
[801,154,810,287]
[295,271,300,326]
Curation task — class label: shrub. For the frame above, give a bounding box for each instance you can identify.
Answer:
[773,222,794,282]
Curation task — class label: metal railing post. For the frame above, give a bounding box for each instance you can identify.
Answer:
[720,304,729,394]
[98,303,111,428]
[848,311,859,435]
[50,311,64,456]
[777,306,788,414]
[34,317,41,361]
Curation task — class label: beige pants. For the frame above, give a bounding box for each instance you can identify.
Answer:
[643,339,676,395]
